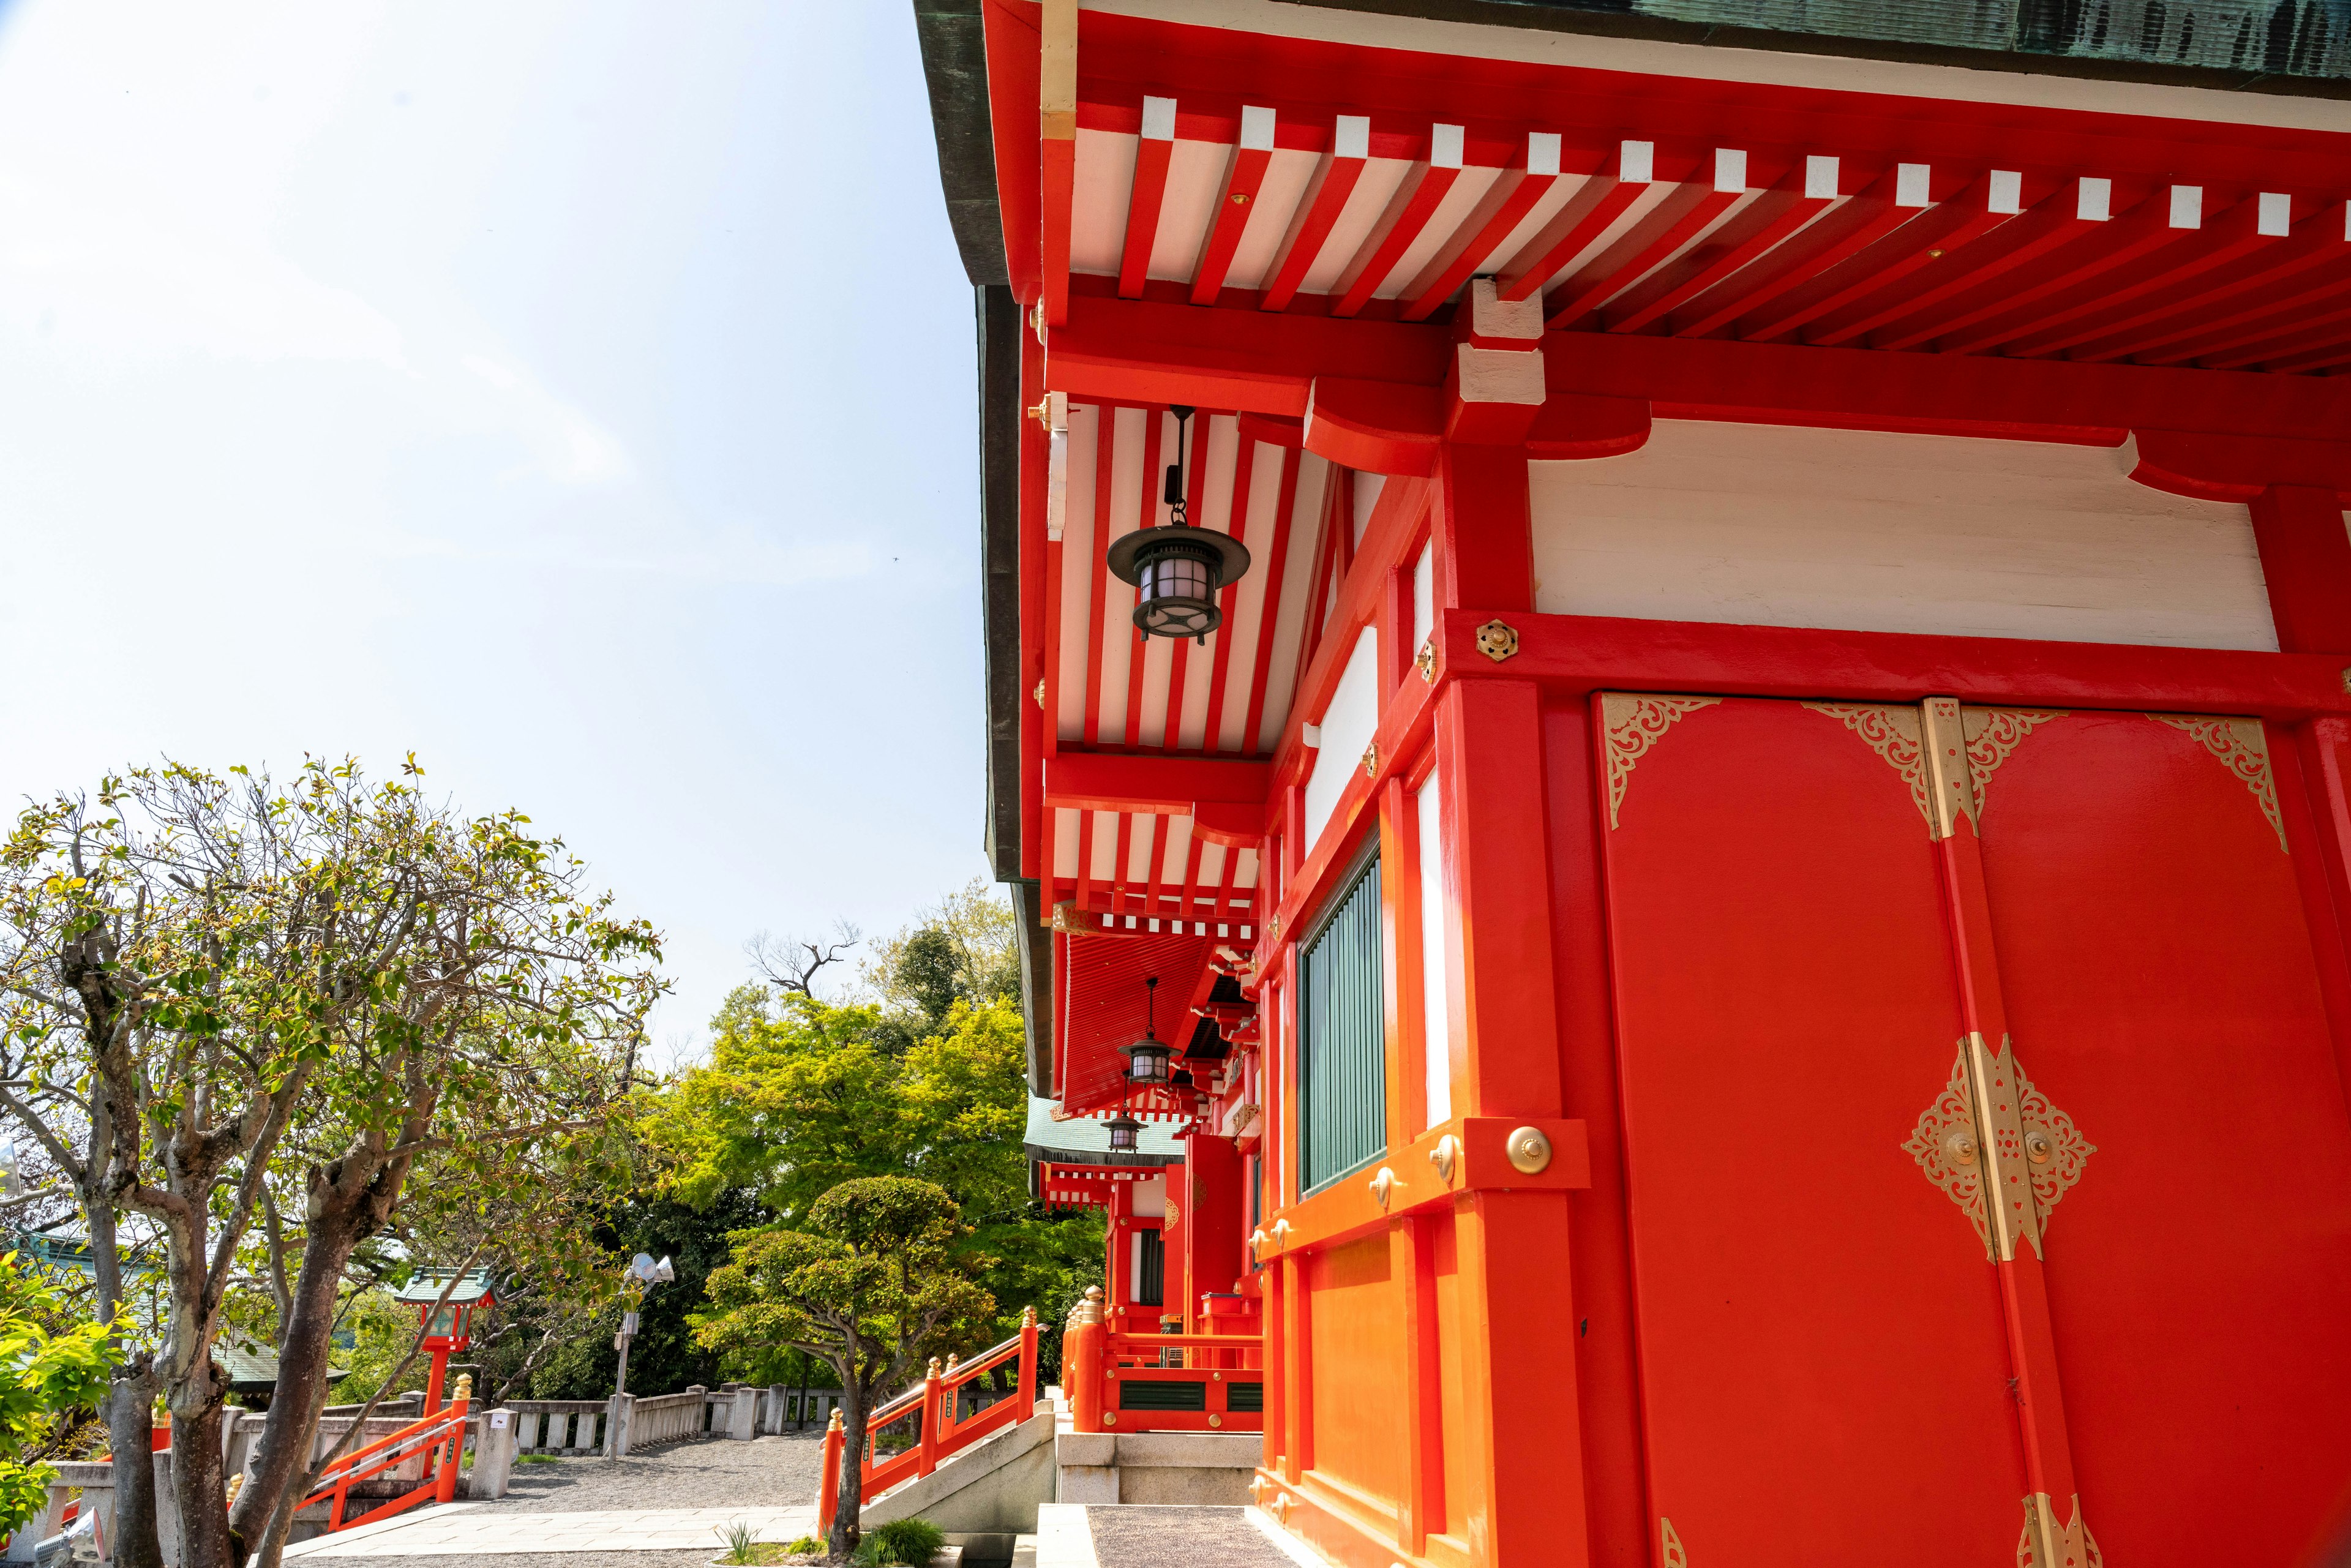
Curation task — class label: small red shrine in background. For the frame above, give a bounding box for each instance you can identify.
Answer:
[392,1269,495,1415]
[923,1,2351,1564]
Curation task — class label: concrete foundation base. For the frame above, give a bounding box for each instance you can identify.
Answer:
[1052,1431,1262,1507]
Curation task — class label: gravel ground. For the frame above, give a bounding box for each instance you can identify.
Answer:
[318,1553,729,1568]
[492,1432,827,1512]
[1089,1506,1295,1568]
[317,1431,829,1568]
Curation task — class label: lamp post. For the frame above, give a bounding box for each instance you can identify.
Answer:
[612,1252,673,1406]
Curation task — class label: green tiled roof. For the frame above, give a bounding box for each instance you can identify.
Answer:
[1022,1094,1185,1167]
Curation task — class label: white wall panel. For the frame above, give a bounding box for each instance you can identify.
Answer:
[1529,421,2278,651]
[1302,628,1380,852]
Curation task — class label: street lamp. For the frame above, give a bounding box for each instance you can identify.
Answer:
[612,1251,673,1442]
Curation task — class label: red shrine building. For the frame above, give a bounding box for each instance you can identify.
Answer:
[920,2,2351,1564]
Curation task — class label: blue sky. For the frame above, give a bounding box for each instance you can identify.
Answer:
[0,2,990,1062]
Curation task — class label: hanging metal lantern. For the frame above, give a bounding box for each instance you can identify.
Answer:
[1122,975,1174,1086]
[1104,1114,1144,1152]
[1123,1035,1173,1085]
[1106,405,1251,643]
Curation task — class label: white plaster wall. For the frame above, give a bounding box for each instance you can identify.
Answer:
[1302,628,1380,852]
[1529,420,2281,651]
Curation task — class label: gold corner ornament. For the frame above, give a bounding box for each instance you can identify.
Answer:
[1362,743,1379,780]
[1415,638,1437,684]
[2148,713,2287,852]
[1473,619,1520,662]
[2019,1494,2101,1568]
[1804,702,1934,833]
[1659,1518,1689,1568]
[1600,694,1721,830]
[1964,707,2065,806]
[1906,1035,2095,1261]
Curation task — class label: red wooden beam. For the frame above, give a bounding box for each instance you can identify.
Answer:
[1122,412,1164,748]
[2199,304,2351,370]
[1330,124,1466,319]
[2134,261,2351,366]
[1428,606,2351,719]
[2258,340,2351,375]
[1081,405,1117,745]
[1546,150,1750,328]
[1154,410,1216,748]
[1494,141,1652,304]
[1039,0,1076,328]
[1237,445,1307,757]
[1398,132,1563,323]
[1046,752,1273,814]
[2060,200,2349,361]
[1604,156,1838,335]
[1807,171,2090,348]
[2251,485,2351,653]
[1044,292,2351,441]
[1190,106,1276,306]
[1119,96,1177,300]
[1888,182,2195,353]
[1259,116,1368,314]
[1735,168,2009,342]
[1197,433,1258,751]
[1667,162,1927,339]
[1964,191,2289,358]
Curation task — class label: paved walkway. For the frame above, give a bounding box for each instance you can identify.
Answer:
[286,1433,826,1568]
[1033,1505,1326,1568]
[283,1503,819,1562]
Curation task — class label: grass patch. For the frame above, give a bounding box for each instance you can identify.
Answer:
[516,1453,563,1465]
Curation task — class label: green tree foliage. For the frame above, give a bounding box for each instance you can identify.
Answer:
[644,990,1098,1359]
[0,759,661,1568]
[693,1178,993,1556]
[502,1187,770,1400]
[0,1252,117,1537]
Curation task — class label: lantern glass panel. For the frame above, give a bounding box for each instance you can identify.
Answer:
[1125,1039,1171,1084]
[1134,542,1220,639]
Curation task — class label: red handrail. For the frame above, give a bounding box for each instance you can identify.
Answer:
[298,1379,473,1532]
[818,1308,1039,1537]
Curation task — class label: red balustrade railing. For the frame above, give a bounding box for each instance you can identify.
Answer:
[1062,1288,1264,1435]
[817,1308,1040,1536]
[297,1378,474,1532]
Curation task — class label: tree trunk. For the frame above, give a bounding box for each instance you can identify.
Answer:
[88,1176,165,1568]
[225,1207,366,1561]
[168,1360,233,1568]
[827,1383,871,1559]
[104,1367,164,1568]
[229,1147,413,1568]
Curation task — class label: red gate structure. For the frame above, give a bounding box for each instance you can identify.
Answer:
[917,1,2351,1564]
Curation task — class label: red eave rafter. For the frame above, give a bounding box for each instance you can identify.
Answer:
[991,8,2351,358]
[1042,292,2351,442]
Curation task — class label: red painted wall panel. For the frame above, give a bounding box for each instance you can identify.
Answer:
[1974,710,2351,1562]
[1600,696,2027,1566]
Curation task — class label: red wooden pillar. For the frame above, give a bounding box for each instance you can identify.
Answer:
[1183,1132,1245,1320]
[1432,443,1535,614]
[2257,484,2351,1093]
[1427,438,1587,1568]
[2250,485,2351,653]
[1281,1251,1311,1484]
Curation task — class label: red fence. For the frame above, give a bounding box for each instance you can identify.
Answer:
[298,1379,474,1532]
[1061,1289,1264,1435]
[816,1309,1040,1535]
